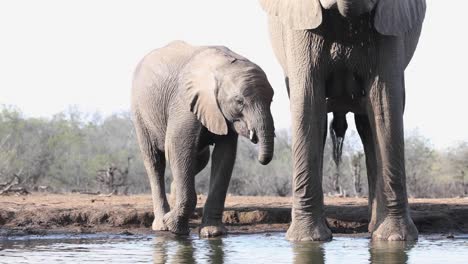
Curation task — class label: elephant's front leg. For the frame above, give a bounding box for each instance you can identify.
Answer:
[368,73,418,241]
[287,78,330,241]
[200,133,237,238]
[163,135,199,235]
[285,30,331,241]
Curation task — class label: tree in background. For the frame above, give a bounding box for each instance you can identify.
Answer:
[0,105,466,198]
[0,106,147,193]
[351,151,364,197]
[404,130,437,198]
[439,142,468,197]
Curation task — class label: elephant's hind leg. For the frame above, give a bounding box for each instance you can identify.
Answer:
[134,118,170,231]
[147,153,170,231]
[196,146,210,175]
[354,113,379,232]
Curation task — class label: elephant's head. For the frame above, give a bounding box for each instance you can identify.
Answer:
[181,47,275,165]
[259,0,426,36]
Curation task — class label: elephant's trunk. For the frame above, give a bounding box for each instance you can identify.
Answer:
[330,113,348,167]
[255,111,275,165]
[336,0,375,17]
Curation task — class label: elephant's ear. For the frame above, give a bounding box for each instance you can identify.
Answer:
[259,0,322,30]
[182,62,228,136]
[374,0,426,36]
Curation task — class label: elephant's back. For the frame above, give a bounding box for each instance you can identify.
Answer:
[141,41,196,67]
[132,40,197,109]
[131,41,197,148]
[133,41,197,81]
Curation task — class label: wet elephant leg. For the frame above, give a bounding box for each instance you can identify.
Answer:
[133,118,169,231]
[169,146,210,208]
[145,153,169,231]
[200,134,237,238]
[287,82,330,241]
[163,138,198,235]
[354,113,379,232]
[285,29,331,241]
[367,72,418,241]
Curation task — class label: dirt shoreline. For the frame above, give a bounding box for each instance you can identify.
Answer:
[0,194,467,237]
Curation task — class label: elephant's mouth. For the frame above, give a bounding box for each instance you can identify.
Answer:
[249,129,259,144]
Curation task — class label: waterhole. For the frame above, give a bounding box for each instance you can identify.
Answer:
[1,233,467,263]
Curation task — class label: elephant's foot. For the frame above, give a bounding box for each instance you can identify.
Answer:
[372,215,418,241]
[286,216,332,241]
[152,217,168,231]
[162,211,190,235]
[199,224,227,238]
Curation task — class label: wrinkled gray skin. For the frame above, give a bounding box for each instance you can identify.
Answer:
[260,0,426,241]
[132,41,275,237]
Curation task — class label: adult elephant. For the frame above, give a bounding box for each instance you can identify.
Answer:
[259,0,426,241]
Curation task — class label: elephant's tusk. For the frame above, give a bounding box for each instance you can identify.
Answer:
[249,130,254,141]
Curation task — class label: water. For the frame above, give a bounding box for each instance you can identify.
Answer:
[1,233,467,264]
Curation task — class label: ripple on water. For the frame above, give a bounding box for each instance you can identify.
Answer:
[0,233,467,264]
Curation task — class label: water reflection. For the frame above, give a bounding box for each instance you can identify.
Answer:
[205,238,224,264]
[152,235,224,264]
[148,235,415,264]
[369,241,415,264]
[1,233,465,264]
[291,241,325,264]
[152,235,170,263]
[153,235,195,264]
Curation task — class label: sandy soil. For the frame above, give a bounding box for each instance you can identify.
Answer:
[0,194,467,236]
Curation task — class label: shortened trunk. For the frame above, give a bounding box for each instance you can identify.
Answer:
[255,111,275,165]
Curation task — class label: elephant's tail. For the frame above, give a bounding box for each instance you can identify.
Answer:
[330,113,348,167]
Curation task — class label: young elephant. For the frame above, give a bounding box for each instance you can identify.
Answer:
[131,41,275,237]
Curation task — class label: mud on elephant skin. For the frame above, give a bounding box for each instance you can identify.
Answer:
[259,0,426,241]
[131,41,275,237]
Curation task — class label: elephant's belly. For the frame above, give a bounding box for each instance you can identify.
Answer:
[326,96,367,114]
[325,40,378,79]
[324,68,368,114]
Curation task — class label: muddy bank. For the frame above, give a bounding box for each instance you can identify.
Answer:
[0,194,467,236]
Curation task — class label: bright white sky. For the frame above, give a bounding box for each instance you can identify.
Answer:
[0,0,466,148]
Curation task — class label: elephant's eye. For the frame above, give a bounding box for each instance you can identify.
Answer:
[232,96,244,114]
[235,97,244,106]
